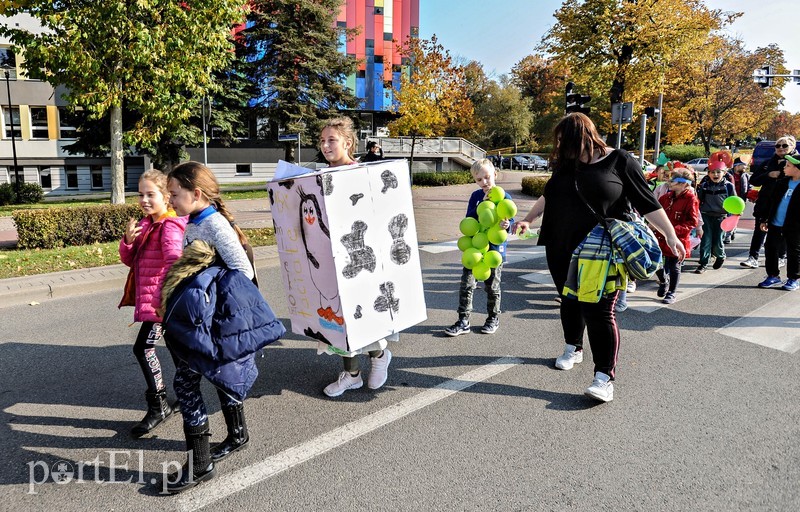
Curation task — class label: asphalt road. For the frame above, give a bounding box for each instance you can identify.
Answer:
[1,226,799,511]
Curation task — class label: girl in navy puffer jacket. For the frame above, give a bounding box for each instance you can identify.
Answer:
[119,169,186,439]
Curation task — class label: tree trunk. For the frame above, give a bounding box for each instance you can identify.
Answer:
[110,104,125,204]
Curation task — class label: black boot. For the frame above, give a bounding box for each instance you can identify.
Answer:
[131,390,174,438]
[163,422,215,494]
[210,403,249,462]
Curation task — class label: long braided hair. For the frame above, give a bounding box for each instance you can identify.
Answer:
[167,161,249,246]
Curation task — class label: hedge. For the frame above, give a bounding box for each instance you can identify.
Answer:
[661,145,720,162]
[13,204,143,249]
[412,171,475,187]
[521,176,549,197]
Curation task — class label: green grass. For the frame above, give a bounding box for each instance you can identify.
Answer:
[0,227,276,279]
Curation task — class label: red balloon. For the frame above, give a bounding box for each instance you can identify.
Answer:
[720,214,740,232]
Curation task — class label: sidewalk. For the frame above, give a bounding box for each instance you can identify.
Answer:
[0,171,540,308]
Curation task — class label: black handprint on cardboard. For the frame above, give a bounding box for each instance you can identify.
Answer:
[380,170,398,193]
[340,220,376,279]
[388,213,411,265]
[373,282,400,320]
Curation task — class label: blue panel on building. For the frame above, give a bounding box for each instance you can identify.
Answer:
[356,77,366,99]
[373,63,384,111]
[366,60,375,109]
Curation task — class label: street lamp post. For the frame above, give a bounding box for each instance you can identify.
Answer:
[3,69,20,195]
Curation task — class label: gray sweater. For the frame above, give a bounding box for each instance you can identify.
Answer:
[184,211,254,281]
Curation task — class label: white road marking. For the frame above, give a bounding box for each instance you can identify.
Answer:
[717,294,800,353]
[176,357,523,511]
[419,240,459,253]
[420,238,546,265]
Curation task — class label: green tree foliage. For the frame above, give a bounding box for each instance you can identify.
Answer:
[389,35,475,165]
[242,0,359,162]
[1,1,247,202]
[511,54,569,146]
[475,76,533,152]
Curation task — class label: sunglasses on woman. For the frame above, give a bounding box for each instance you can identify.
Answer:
[775,143,791,149]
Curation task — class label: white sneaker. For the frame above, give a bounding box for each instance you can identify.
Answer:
[555,344,583,370]
[323,371,363,397]
[626,280,636,293]
[584,372,614,402]
[779,257,787,268]
[740,256,759,268]
[367,350,392,390]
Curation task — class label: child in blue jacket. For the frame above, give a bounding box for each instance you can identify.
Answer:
[445,159,514,336]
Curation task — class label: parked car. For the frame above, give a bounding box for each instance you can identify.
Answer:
[517,154,549,170]
[750,140,800,171]
[487,155,503,168]
[685,158,709,174]
[510,155,534,170]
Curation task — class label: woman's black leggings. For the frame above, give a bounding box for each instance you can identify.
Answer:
[547,246,621,379]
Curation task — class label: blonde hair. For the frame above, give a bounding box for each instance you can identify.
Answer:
[167,161,249,246]
[470,158,496,178]
[320,117,357,160]
[139,168,169,197]
[670,168,693,181]
[776,135,797,149]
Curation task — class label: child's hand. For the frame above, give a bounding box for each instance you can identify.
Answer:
[760,222,769,232]
[125,218,142,244]
[696,228,703,239]
[499,219,510,230]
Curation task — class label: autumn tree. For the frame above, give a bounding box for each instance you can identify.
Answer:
[541,0,728,139]
[511,54,569,146]
[1,1,247,203]
[764,111,800,141]
[473,76,533,152]
[242,0,359,162]
[664,38,787,153]
[388,35,475,167]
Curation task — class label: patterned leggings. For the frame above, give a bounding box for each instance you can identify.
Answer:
[133,322,166,393]
[172,357,241,428]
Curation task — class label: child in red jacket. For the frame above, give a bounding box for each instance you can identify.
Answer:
[654,169,699,304]
[119,169,187,437]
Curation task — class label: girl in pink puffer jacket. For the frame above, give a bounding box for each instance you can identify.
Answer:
[119,169,187,438]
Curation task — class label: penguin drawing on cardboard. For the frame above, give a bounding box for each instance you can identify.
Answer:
[298,186,344,326]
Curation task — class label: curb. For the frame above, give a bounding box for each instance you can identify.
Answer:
[1,245,282,309]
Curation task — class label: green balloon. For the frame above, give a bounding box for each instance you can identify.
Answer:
[479,209,497,228]
[461,248,483,269]
[488,186,505,203]
[496,198,518,220]
[457,235,473,252]
[472,232,489,252]
[476,200,496,215]
[484,250,502,269]
[472,261,491,281]
[487,225,508,245]
[723,196,745,215]
[459,217,480,236]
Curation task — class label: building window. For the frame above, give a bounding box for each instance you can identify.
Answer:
[39,167,52,189]
[2,106,22,139]
[30,107,49,139]
[58,107,79,139]
[235,164,251,175]
[0,48,16,79]
[90,165,103,189]
[65,165,78,189]
[384,32,393,41]
[375,7,383,15]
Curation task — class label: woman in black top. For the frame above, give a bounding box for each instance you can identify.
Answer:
[516,113,685,403]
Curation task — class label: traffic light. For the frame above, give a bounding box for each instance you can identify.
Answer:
[644,107,659,117]
[566,92,591,115]
[754,65,774,88]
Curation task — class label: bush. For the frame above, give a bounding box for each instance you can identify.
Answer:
[0,182,45,205]
[13,203,143,249]
[16,183,44,204]
[412,171,474,187]
[0,183,14,206]
[521,176,549,197]
[662,145,720,162]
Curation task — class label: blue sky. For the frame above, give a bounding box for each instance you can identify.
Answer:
[419,0,800,113]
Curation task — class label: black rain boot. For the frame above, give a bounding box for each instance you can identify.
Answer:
[210,403,249,462]
[164,422,216,494]
[131,390,174,438]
